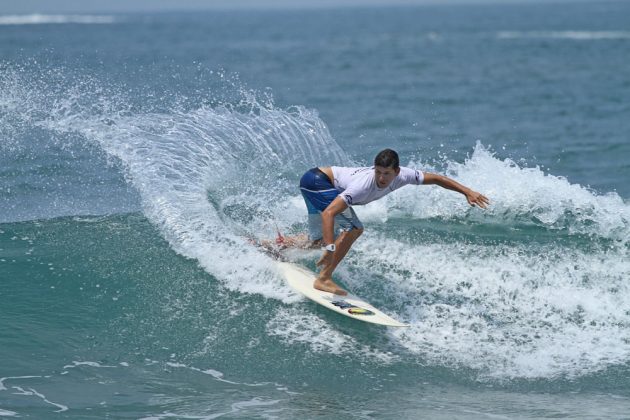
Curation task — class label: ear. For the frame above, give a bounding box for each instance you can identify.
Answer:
[395,167,401,176]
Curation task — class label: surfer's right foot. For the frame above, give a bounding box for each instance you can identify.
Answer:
[313,278,347,296]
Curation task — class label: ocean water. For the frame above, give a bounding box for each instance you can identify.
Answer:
[1,2,630,418]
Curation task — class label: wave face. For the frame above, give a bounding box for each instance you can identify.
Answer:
[2,2,630,416]
[264,144,630,380]
[344,147,630,379]
[1,66,348,300]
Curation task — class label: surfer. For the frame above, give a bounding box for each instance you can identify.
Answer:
[300,149,489,295]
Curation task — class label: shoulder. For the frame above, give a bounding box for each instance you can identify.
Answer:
[397,166,424,185]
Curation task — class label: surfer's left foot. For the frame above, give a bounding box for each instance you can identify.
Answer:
[314,278,347,296]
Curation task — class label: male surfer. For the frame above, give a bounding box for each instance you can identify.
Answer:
[299,149,489,295]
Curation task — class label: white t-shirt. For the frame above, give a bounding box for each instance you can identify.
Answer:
[331,166,424,206]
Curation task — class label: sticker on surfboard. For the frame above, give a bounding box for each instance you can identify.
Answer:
[277,261,409,327]
[332,300,375,316]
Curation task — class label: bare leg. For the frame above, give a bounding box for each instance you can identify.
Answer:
[257,233,321,251]
[313,228,363,295]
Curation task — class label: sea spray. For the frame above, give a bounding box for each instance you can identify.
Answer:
[2,64,629,380]
[385,143,630,244]
[1,65,348,300]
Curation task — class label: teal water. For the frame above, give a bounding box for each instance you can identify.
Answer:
[2,2,630,418]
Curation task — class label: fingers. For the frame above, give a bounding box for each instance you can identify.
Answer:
[468,192,490,209]
[475,194,490,209]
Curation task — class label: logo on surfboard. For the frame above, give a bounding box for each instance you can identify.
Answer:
[331,300,375,316]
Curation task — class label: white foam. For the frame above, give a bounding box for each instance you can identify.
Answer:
[345,232,630,379]
[164,361,295,391]
[62,361,117,369]
[497,31,630,40]
[42,95,349,301]
[139,397,282,420]
[10,386,68,413]
[201,369,224,379]
[0,376,41,391]
[389,143,630,243]
[266,307,397,363]
[5,68,630,379]
[0,14,116,25]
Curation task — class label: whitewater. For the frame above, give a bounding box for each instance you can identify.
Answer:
[2,3,630,418]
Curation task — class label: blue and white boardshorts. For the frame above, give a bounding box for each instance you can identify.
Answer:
[299,168,363,241]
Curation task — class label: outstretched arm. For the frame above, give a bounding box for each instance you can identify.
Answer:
[423,172,490,209]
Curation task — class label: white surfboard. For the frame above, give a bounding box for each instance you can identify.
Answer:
[277,262,409,327]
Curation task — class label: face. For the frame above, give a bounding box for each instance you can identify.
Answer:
[374,166,400,188]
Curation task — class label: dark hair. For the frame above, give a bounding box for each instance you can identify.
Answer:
[374,149,399,169]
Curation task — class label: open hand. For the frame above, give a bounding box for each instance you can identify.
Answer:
[466,190,490,209]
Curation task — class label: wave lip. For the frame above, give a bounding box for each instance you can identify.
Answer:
[0,14,116,25]
[497,30,630,40]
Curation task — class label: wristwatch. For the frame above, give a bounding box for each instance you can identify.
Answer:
[323,243,336,252]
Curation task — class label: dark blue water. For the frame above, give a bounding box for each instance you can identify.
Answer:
[1,3,630,418]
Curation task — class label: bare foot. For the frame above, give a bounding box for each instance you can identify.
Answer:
[313,278,348,296]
